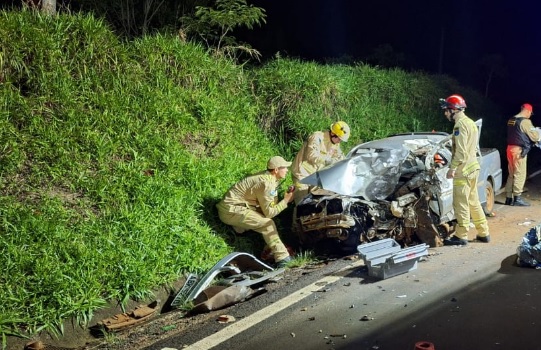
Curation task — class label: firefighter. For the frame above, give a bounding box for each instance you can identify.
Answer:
[291,121,351,204]
[439,94,490,245]
[504,103,540,206]
[216,156,295,267]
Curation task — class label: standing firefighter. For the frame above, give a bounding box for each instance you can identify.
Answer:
[504,103,540,206]
[216,156,295,268]
[439,94,491,246]
[291,121,351,204]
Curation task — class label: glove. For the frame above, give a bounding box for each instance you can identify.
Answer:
[521,145,531,158]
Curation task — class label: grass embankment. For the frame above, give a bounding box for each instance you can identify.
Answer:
[0,9,503,347]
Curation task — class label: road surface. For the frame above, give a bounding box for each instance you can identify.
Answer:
[141,174,541,350]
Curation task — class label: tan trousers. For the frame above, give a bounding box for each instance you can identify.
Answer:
[217,204,290,262]
[453,169,489,239]
[505,145,527,197]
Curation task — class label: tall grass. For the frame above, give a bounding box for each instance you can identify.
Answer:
[0,9,503,347]
[251,58,503,159]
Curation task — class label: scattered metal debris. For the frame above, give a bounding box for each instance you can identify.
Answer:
[358,239,428,279]
[190,285,265,314]
[171,252,284,313]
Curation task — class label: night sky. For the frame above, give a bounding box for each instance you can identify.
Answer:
[241,0,541,114]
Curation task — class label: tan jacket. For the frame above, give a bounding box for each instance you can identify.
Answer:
[518,117,541,142]
[217,171,287,219]
[450,112,480,176]
[292,130,344,181]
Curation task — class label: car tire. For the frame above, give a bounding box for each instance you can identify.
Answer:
[482,179,495,215]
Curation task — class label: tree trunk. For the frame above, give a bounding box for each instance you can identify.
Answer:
[41,0,56,15]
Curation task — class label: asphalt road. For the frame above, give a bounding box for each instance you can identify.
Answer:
[143,174,541,350]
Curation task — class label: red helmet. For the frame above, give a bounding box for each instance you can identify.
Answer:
[522,103,533,112]
[439,94,467,110]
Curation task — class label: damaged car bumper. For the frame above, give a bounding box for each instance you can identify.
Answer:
[296,121,502,253]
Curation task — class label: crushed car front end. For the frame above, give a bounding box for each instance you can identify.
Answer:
[295,132,456,254]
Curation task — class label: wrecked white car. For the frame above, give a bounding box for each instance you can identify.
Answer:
[295,119,502,254]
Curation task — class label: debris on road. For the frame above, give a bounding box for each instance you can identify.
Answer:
[217,315,236,323]
[358,239,429,279]
[93,300,160,332]
[170,252,284,313]
[516,223,541,268]
[518,220,533,226]
[24,341,44,350]
[330,334,347,338]
[190,285,265,314]
[414,341,435,350]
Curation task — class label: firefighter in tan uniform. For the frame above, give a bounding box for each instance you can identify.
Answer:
[504,103,540,206]
[216,156,295,267]
[439,94,490,246]
[291,121,351,204]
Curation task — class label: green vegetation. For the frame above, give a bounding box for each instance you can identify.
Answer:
[286,251,318,269]
[0,9,503,348]
[180,0,267,61]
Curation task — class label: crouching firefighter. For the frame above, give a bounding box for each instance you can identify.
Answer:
[216,156,295,268]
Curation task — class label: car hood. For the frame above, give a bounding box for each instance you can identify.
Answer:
[300,136,451,200]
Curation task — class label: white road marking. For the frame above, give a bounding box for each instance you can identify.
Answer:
[181,274,343,350]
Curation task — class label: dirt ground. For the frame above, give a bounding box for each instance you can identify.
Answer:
[8,171,541,350]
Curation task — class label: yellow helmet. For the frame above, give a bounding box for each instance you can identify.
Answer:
[330,121,350,142]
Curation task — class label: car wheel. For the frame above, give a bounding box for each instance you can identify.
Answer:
[482,179,495,215]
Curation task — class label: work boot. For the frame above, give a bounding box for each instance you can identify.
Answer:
[275,256,292,268]
[476,235,491,243]
[504,197,513,206]
[513,196,530,207]
[443,236,468,246]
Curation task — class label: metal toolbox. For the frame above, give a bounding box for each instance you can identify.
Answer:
[358,239,428,280]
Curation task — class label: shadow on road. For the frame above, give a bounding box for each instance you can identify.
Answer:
[341,254,541,350]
